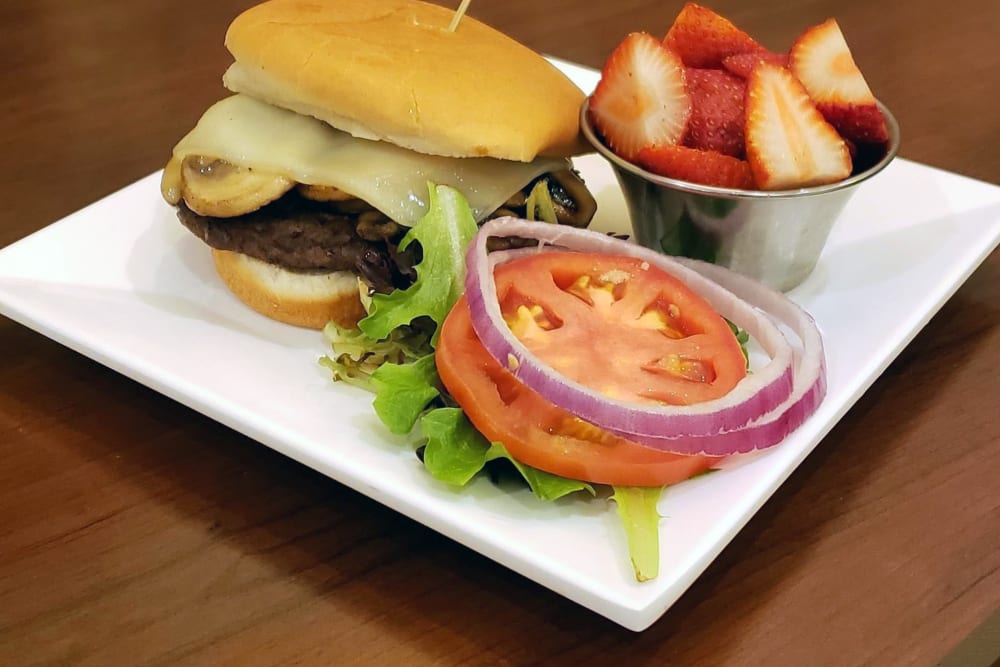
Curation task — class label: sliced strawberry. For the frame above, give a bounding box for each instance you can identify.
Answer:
[722,51,789,79]
[589,32,691,161]
[636,144,754,189]
[813,101,889,147]
[789,18,889,144]
[682,68,746,158]
[745,62,852,190]
[663,3,766,68]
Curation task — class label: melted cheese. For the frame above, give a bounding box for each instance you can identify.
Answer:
[169,95,568,226]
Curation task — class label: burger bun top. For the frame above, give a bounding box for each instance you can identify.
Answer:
[223,0,587,162]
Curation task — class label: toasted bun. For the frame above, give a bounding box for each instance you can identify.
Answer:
[223,0,586,161]
[212,249,366,329]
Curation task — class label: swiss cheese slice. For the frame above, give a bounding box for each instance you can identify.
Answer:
[168,95,568,226]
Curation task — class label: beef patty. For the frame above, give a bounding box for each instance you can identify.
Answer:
[176,194,412,293]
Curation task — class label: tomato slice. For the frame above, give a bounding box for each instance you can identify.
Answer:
[436,251,747,486]
[494,251,747,405]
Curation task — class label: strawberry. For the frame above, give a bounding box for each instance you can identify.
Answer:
[664,3,766,68]
[682,68,746,157]
[721,51,789,79]
[789,18,889,144]
[589,32,691,161]
[813,101,889,147]
[636,144,754,189]
[745,62,852,190]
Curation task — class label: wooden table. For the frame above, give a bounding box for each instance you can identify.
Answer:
[2,0,998,664]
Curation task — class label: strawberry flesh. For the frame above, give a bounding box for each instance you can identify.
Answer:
[589,32,691,161]
[789,18,889,144]
[722,51,789,79]
[683,68,746,158]
[664,2,766,68]
[637,144,754,189]
[816,101,889,145]
[745,62,852,190]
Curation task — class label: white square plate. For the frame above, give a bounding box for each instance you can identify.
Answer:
[2,61,998,631]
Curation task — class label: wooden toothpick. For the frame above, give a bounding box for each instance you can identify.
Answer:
[448,0,473,32]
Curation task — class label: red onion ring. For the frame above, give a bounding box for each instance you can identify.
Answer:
[464,219,817,450]
[598,257,826,455]
[652,257,826,455]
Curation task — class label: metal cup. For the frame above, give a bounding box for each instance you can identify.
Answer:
[580,98,900,291]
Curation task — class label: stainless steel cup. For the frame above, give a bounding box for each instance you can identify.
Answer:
[580,98,900,291]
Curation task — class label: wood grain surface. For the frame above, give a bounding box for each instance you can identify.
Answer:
[1,0,998,665]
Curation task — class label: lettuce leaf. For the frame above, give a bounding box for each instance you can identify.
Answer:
[420,407,490,486]
[726,318,751,370]
[320,320,432,389]
[501,449,595,501]
[611,485,664,582]
[371,354,440,434]
[421,408,593,501]
[358,184,478,346]
[525,179,559,224]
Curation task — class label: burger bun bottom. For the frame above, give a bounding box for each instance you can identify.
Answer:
[211,249,365,330]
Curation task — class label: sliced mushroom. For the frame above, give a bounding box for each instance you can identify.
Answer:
[492,170,598,228]
[297,183,356,202]
[180,156,293,218]
[160,156,184,205]
[298,184,374,214]
[503,190,527,209]
[548,169,598,228]
[356,210,403,242]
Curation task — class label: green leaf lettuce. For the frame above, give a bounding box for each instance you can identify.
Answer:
[421,408,593,501]
[359,184,478,346]
[611,485,664,582]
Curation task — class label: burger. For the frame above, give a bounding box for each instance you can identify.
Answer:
[160,0,597,329]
